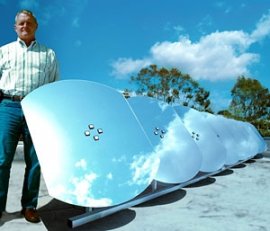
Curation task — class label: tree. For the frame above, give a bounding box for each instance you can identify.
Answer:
[229,76,270,121]
[228,76,270,136]
[217,109,232,117]
[130,64,212,112]
[122,89,131,99]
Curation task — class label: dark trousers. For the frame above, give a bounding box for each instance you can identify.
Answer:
[0,99,40,212]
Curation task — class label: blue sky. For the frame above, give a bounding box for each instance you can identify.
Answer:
[1,0,270,112]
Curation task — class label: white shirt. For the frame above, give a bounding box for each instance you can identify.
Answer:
[0,38,59,96]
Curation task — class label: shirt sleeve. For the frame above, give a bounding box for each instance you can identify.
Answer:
[0,48,3,80]
[48,49,60,82]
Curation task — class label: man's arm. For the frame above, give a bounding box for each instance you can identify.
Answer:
[48,50,60,82]
[0,48,3,80]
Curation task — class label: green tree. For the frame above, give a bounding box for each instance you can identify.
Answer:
[229,76,270,121]
[217,109,232,117]
[228,76,270,136]
[122,88,131,99]
[130,64,212,112]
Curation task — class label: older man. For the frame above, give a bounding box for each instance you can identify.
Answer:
[0,10,59,223]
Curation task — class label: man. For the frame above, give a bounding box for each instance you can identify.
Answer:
[0,10,59,223]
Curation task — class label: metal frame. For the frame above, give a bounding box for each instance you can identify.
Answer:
[68,156,254,228]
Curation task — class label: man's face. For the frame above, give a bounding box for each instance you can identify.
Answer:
[14,13,37,43]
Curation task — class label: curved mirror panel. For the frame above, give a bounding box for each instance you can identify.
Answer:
[202,112,239,165]
[245,123,267,153]
[173,106,226,172]
[229,120,257,159]
[128,96,202,184]
[240,121,261,156]
[21,80,159,207]
[212,117,252,161]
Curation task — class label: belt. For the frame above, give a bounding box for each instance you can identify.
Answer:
[3,94,24,101]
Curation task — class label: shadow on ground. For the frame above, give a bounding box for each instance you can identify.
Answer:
[0,211,22,227]
[39,199,136,231]
[213,169,234,177]
[136,189,186,207]
[231,163,246,169]
[184,177,216,188]
[38,185,187,229]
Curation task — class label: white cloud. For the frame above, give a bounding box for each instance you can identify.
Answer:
[150,32,258,81]
[50,167,113,207]
[70,173,97,204]
[111,11,270,81]
[50,173,113,207]
[106,173,113,180]
[129,152,159,186]
[69,172,113,207]
[148,112,202,182]
[75,159,87,170]
[84,197,112,207]
[173,25,185,33]
[250,10,270,41]
[111,58,151,79]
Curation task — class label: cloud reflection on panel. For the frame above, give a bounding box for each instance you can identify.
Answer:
[238,121,265,157]
[21,80,159,207]
[201,112,241,165]
[245,122,267,153]
[218,118,253,160]
[128,96,202,184]
[173,106,227,172]
[225,119,260,160]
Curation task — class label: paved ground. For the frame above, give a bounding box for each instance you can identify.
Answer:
[0,139,269,231]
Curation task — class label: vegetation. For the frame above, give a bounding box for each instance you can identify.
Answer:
[219,76,270,136]
[127,64,270,137]
[129,64,212,112]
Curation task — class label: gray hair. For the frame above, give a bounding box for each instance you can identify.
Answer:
[15,9,38,25]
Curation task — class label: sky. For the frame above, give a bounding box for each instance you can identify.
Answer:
[1,0,270,112]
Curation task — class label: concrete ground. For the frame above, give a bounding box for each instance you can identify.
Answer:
[0,139,269,231]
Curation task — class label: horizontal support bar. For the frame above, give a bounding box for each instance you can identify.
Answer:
[68,156,253,228]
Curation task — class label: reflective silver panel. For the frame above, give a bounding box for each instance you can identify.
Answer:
[245,122,267,153]
[128,96,202,183]
[202,112,240,165]
[227,119,257,159]
[21,80,159,207]
[173,106,226,172]
[240,121,264,157]
[229,119,254,160]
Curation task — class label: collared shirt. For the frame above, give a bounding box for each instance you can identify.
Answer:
[0,38,59,97]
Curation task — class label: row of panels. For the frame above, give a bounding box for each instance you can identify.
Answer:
[128,96,266,182]
[21,80,267,208]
